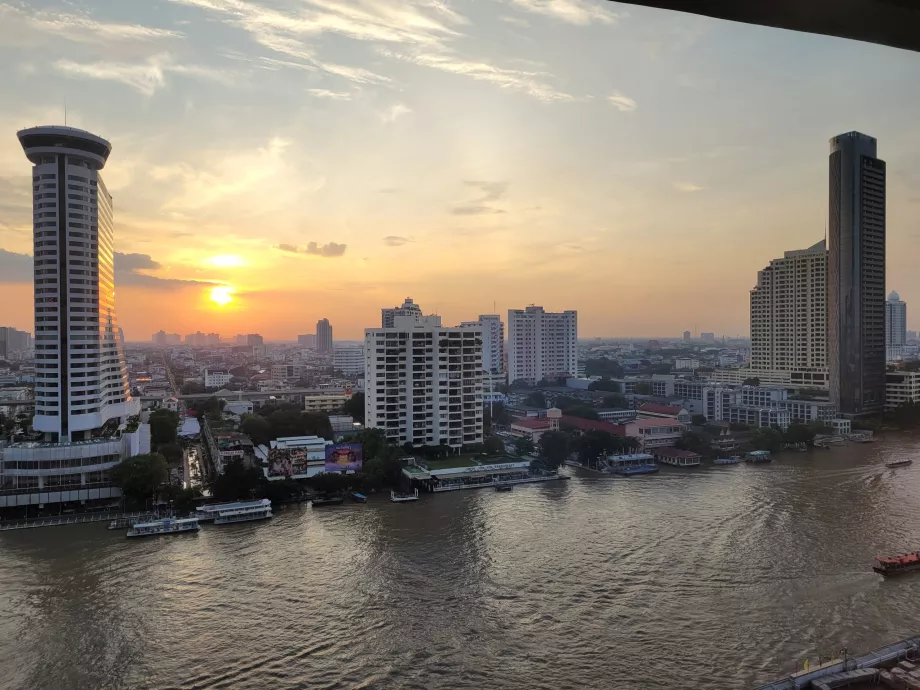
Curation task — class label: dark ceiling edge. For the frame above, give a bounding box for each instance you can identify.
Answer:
[608,0,920,53]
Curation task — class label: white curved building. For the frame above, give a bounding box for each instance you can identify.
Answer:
[0,126,144,511]
[18,126,139,441]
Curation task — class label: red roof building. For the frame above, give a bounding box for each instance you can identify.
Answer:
[560,416,626,436]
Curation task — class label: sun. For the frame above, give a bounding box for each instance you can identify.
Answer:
[209,286,234,306]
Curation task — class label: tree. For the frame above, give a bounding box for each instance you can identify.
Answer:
[111,453,169,508]
[354,428,391,461]
[574,430,621,468]
[589,378,621,393]
[307,471,351,496]
[158,442,184,467]
[584,358,624,378]
[210,457,264,502]
[691,414,707,427]
[180,381,207,395]
[633,382,652,395]
[602,393,626,409]
[149,409,179,447]
[303,412,333,440]
[199,396,224,420]
[742,377,761,387]
[342,392,365,423]
[565,405,600,420]
[676,430,709,455]
[230,365,250,377]
[524,391,546,408]
[750,426,783,452]
[514,437,535,456]
[484,436,505,455]
[538,431,570,470]
[267,409,308,438]
[241,414,272,446]
[784,423,816,445]
[729,422,750,432]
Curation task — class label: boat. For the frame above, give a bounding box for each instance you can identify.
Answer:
[127,517,200,538]
[886,459,913,468]
[194,500,272,522]
[109,514,155,530]
[350,492,367,503]
[213,499,273,525]
[494,483,513,492]
[746,450,772,463]
[390,489,419,503]
[873,551,920,576]
[312,495,344,507]
[713,456,742,465]
[607,454,659,476]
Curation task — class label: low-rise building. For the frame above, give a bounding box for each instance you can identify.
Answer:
[637,403,692,425]
[333,346,365,376]
[621,418,685,450]
[674,358,700,371]
[596,408,637,423]
[509,409,561,443]
[886,371,920,409]
[204,369,232,389]
[303,393,350,413]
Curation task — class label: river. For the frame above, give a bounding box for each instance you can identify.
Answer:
[3,435,920,690]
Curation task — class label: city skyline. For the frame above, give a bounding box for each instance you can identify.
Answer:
[2,1,920,339]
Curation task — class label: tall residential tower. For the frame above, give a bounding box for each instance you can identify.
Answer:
[828,131,886,416]
[886,291,907,362]
[507,306,577,386]
[316,318,333,353]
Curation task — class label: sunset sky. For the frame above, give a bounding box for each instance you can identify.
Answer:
[1,0,920,341]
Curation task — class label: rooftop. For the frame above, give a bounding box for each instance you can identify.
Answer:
[638,403,684,415]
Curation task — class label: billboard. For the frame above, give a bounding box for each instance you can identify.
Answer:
[324,444,363,473]
[267,448,309,478]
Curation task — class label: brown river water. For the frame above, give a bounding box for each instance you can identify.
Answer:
[2,434,920,690]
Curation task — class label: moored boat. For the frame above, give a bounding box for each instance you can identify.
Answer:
[127,517,200,538]
[886,459,913,468]
[391,489,419,503]
[212,499,273,525]
[746,450,772,463]
[194,500,271,523]
[713,456,742,465]
[874,551,920,576]
[494,483,513,492]
[351,492,367,503]
[312,496,344,507]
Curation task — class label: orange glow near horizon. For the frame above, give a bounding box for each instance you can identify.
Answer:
[209,285,235,306]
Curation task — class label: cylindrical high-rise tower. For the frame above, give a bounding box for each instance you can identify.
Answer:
[18,126,139,442]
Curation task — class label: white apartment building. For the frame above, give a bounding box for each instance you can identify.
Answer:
[1,126,146,509]
[204,369,232,388]
[886,291,907,362]
[365,315,484,449]
[507,306,577,386]
[381,297,423,328]
[333,345,365,376]
[674,358,700,370]
[885,371,920,409]
[750,240,828,388]
[271,363,308,383]
[461,315,505,376]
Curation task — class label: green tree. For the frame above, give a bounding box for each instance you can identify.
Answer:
[342,392,365,422]
[513,437,535,456]
[633,382,652,395]
[538,431,570,470]
[199,396,225,420]
[742,377,761,386]
[210,457,264,502]
[524,391,546,408]
[602,394,626,408]
[149,409,179,447]
[484,435,506,455]
[729,422,750,432]
[111,453,169,508]
[589,378,621,393]
[784,423,816,445]
[750,426,783,452]
[180,381,207,395]
[691,414,707,426]
[565,405,600,420]
[241,414,272,446]
[303,412,333,440]
[354,428,391,461]
[676,430,709,455]
[158,442,184,467]
[168,486,202,516]
[267,409,308,438]
[584,358,624,378]
[308,471,351,496]
[574,430,621,468]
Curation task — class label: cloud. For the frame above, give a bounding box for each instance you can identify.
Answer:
[674,182,705,192]
[383,235,413,246]
[0,249,33,283]
[0,4,184,46]
[382,103,412,123]
[607,93,637,112]
[378,47,577,102]
[114,252,217,289]
[307,88,351,100]
[506,0,618,25]
[53,54,238,96]
[450,204,506,216]
[500,15,532,28]
[273,242,347,257]
[463,180,508,202]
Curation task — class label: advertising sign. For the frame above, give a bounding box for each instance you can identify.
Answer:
[324,444,363,472]
[267,448,309,477]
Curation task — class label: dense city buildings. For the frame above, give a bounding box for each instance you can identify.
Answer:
[297,333,316,348]
[1,126,147,508]
[364,315,484,449]
[316,318,333,354]
[683,331,691,342]
[749,240,828,388]
[828,131,886,416]
[333,345,365,376]
[700,332,715,343]
[885,291,907,362]
[0,327,32,358]
[381,297,422,328]
[247,334,264,347]
[507,306,577,386]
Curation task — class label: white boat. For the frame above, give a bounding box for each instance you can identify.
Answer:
[713,456,742,465]
[127,517,200,538]
[213,500,273,525]
[194,499,272,523]
[390,489,419,503]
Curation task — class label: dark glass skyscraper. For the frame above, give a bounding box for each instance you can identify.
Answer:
[828,131,886,416]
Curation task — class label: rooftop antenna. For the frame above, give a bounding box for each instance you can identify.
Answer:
[64,96,67,126]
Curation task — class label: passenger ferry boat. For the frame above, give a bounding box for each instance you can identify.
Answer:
[193,499,272,523]
[745,450,772,463]
[886,459,913,469]
[390,489,419,503]
[213,500,273,525]
[607,454,659,476]
[873,551,920,576]
[126,517,200,538]
[713,456,742,465]
[494,483,513,492]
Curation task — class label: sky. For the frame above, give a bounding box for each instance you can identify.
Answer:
[1,0,920,341]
